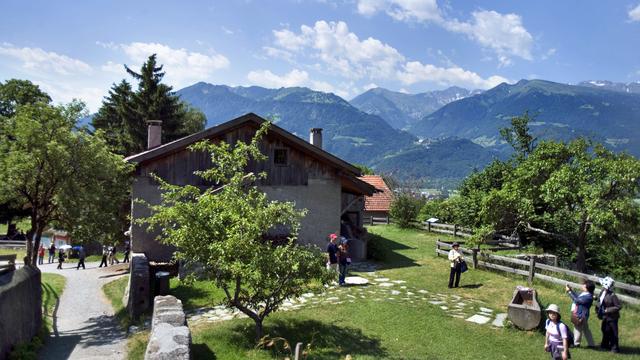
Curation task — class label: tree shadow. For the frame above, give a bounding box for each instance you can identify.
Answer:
[224,318,388,359]
[366,232,419,270]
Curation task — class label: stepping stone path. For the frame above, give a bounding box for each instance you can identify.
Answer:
[185,261,508,329]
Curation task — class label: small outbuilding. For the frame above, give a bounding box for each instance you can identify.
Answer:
[359,175,394,221]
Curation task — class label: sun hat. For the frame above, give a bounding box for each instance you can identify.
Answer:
[545,304,560,313]
[329,233,338,240]
[600,276,615,290]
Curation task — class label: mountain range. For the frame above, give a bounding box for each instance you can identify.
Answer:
[350,86,480,130]
[409,79,640,157]
[176,79,640,187]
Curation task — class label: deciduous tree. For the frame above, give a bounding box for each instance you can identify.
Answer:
[142,122,331,341]
[0,100,133,265]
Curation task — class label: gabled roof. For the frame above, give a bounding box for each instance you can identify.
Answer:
[125,113,376,195]
[359,175,394,212]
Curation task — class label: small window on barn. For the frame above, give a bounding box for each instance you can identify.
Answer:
[274,148,288,166]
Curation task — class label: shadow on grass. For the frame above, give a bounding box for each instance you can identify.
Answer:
[221,318,388,359]
[170,284,211,310]
[192,343,218,359]
[617,346,640,356]
[458,283,483,289]
[367,232,419,270]
[41,282,61,335]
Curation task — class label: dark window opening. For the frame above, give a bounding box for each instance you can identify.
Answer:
[274,148,288,166]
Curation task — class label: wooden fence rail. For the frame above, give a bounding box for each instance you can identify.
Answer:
[0,254,17,275]
[435,241,640,305]
[0,240,27,248]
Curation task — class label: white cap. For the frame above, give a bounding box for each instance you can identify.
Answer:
[545,304,560,313]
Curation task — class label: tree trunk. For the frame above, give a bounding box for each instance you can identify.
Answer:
[254,318,264,343]
[30,225,44,268]
[575,218,590,273]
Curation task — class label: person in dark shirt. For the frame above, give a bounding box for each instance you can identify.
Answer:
[56,249,65,270]
[597,277,622,353]
[326,233,339,279]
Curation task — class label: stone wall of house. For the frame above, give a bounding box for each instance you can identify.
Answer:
[144,295,190,360]
[0,266,42,360]
[261,176,341,250]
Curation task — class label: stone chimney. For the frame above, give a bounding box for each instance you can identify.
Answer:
[310,128,323,149]
[146,120,162,149]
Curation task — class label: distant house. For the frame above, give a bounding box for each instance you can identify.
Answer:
[125,113,376,261]
[359,175,394,220]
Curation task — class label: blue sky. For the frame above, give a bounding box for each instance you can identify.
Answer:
[2,0,640,111]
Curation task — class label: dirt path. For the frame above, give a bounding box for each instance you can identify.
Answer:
[38,261,129,360]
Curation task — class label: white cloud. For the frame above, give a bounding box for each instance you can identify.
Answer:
[397,61,508,89]
[444,10,533,62]
[36,81,106,113]
[221,26,234,35]
[0,43,92,75]
[541,48,556,60]
[119,42,230,88]
[629,3,640,22]
[355,1,533,65]
[357,0,442,23]
[270,21,405,80]
[100,61,124,74]
[247,69,309,88]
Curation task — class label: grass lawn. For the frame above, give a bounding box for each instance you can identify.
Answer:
[102,274,153,360]
[10,273,67,359]
[41,273,66,332]
[132,225,640,359]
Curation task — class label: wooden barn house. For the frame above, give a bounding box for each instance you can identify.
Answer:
[123,113,376,316]
[359,175,394,222]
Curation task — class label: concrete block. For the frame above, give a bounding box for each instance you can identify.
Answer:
[144,323,190,360]
[127,253,150,319]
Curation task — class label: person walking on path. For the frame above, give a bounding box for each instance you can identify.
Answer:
[48,244,56,264]
[109,244,120,265]
[447,242,464,288]
[597,277,621,353]
[565,279,595,347]
[56,249,65,270]
[326,233,339,280]
[38,245,45,265]
[123,243,130,263]
[99,245,109,268]
[76,246,86,270]
[544,304,571,360]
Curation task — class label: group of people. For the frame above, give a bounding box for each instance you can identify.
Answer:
[34,242,131,269]
[326,233,351,286]
[544,277,622,359]
[99,243,131,267]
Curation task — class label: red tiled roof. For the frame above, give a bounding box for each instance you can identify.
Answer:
[358,175,393,212]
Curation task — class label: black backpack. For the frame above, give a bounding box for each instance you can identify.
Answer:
[546,319,575,348]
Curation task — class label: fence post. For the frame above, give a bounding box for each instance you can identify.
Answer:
[453,224,458,237]
[436,240,440,257]
[370,216,374,226]
[472,248,478,269]
[427,222,431,232]
[386,216,390,225]
[528,257,536,286]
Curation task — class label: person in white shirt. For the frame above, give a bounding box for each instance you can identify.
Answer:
[447,242,464,288]
[544,304,570,360]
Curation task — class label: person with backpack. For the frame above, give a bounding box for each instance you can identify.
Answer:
[56,249,65,270]
[99,245,109,268]
[565,279,596,347]
[597,277,621,353]
[544,304,571,360]
[48,244,56,264]
[76,246,86,270]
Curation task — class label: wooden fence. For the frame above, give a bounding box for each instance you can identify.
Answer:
[0,240,27,249]
[363,216,390,225]
[0,254,17,275]
[436,240,640,305]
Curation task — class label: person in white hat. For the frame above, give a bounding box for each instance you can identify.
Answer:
[597,276,621,353]
[447,242,464,288]
[544,304,570,360]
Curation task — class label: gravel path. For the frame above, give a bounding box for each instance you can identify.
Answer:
[38,261,129,360]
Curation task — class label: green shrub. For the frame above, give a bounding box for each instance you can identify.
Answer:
[389,193,422,228]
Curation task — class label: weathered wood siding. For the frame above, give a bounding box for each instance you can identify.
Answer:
[139,124,337,186]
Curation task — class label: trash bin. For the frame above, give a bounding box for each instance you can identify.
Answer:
[507,287,541,330]
[155,271,170,296]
